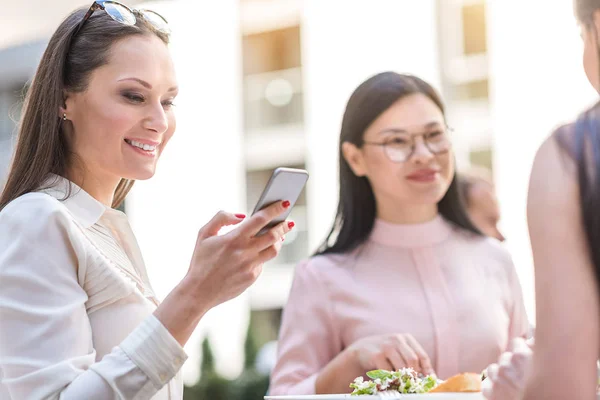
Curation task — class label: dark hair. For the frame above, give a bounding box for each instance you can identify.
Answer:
[315,72,481,256]
[457,176,474,208]
[556,101,600,291]
[0,7,169,211]
[571,0,600,290]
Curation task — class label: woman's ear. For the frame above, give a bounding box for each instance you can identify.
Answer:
[59,90,71,120]
[342,141,367,177]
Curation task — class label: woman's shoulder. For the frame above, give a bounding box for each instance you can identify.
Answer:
[0,192,74,232]
[549,104,600,167]
[450,225,513,265]
[0,193,88,275]
[295,251,354,277]
[528,126,579,212]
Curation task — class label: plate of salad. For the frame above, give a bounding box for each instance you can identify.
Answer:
[265,368,485,400]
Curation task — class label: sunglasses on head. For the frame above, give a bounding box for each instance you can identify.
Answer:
[71,0,170,39]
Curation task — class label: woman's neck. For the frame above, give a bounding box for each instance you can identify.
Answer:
[376,201,438,225]
[65,167,119,207]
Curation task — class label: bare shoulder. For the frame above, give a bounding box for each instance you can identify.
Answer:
[528,128,578,213]
[527,129,583,269]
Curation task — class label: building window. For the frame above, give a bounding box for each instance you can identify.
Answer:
[242,26,304,131]
[469,147,493,172]
[462,2,487,55]
[248,308,282,375]
[243,69,304,130]
[242,26,301,75]
[437,0,489,91]
[454,79,489,101]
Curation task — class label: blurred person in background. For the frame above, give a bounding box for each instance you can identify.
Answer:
[458,167,505,242]
[0,2,295,399]
[483,0,600,399]
[269,72,529,395]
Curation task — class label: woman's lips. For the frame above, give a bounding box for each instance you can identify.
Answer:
[406,169,439,183]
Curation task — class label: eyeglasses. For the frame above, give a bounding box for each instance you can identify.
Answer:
[362,126,453,163]
[72,1,170,40]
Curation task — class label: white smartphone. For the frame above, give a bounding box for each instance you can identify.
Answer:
[251,167,309,236]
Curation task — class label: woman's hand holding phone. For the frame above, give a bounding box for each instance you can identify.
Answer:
[153,201,295,347]
[185,200,295,310]
[155,167,306,346]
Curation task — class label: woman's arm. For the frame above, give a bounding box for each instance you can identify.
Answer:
[523,136,599,399]
[269,259,348,395]
[0,196,187,399]
[0,196,293,399]
[269,258,434,395]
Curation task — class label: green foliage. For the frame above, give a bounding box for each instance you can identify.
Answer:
[227,368,270,400]
[184,324,271,400]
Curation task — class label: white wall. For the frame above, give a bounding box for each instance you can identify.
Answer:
[301,0,442,252]
[488,0,598,322]
[128,0,247,383]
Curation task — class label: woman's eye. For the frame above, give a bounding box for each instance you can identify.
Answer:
[123,93,144,103]
[389,137,409,145]
[162,100,176,109]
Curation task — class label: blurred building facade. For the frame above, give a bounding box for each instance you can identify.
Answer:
[0,0,597,385]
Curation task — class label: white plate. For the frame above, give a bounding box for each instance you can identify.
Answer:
[265,394,485,400]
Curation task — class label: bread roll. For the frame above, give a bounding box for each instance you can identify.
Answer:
[429,373,482,392]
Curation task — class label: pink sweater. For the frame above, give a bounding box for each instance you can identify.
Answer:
[269,215,528,395]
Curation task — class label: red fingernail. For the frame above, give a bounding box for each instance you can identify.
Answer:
[281,237,285,242]
[282,200,291,208]
[288,221,295,229]
[235,213,246,219]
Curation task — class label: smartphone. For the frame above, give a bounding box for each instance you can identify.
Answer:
[251,167,309,236]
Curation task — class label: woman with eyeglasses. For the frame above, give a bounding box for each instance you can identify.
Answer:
[0,2,294,399]
[269,72,529,395]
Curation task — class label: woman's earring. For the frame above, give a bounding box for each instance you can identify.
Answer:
[63,113,67,121]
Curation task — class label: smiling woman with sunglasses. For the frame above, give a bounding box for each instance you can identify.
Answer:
[0,2,295,399]
[269,72,529,395]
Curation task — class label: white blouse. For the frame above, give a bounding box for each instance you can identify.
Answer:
[0,175,187,399]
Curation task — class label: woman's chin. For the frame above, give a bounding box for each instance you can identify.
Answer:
[122,167,156,181]
[411,186,448,204]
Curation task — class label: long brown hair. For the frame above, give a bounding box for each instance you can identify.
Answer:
[0,7,169,211]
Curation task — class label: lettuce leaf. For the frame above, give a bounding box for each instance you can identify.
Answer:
[366,370,392,381]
